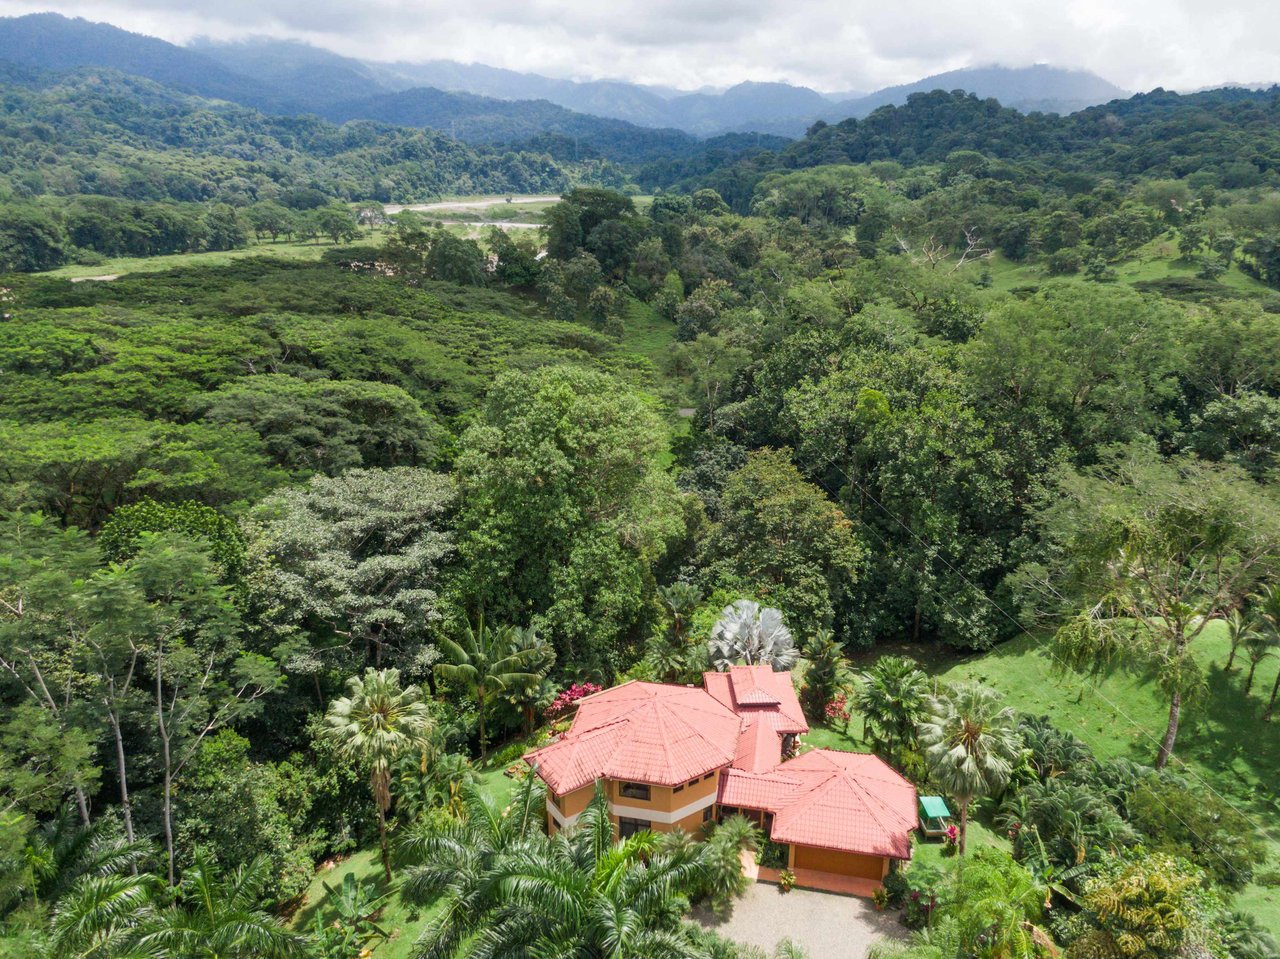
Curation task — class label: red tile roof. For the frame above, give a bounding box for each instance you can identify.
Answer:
[734,716,783,773]
[718,750,918,860]
[525,681,741,793]
[704,666,808,735]
[525,674,918,862]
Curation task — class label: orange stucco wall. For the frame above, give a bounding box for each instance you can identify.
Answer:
[546,770,721,836]
[791,845,888,879]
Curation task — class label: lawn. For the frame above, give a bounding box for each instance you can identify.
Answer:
[807,622,1280,926]
[935,624,1280,929]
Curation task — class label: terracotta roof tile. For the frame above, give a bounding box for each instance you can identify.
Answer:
[733,716,782,773]
[719,750,918,860]
[526,681,740,792]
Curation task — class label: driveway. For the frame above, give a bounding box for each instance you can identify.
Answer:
[693,883,906,959]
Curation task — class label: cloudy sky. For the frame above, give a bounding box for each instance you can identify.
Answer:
[0,0,1273,93]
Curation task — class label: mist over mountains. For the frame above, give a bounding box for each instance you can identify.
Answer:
[0,11,1140,145]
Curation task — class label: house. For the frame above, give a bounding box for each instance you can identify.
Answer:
[525,665,918,894]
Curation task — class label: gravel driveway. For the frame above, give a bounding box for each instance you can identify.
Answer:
[693,883,906,958]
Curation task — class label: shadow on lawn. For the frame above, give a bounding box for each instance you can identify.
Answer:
[1174,666,1280,819]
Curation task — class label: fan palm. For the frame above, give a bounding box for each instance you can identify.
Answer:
[917,682,1022,855]
[435,614,546,759]
[708,600,797,671]
[853,656,931,760]
[325,667,434,882]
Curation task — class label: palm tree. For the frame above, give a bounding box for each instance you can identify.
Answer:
[853,656,930,760]
[396,749,476,823]
[496,625,556,734]
[412,789,708,958]
[139,855,305,959]
[434,614,545,759]
[25,805,151,906]
[998,777,1135,877]
[50,856,302,959]
[799,629,849,721]
[660,582,703,646]
[917,682,1022,855]
[708,600,797,671]
[51,872,159,959]
[325,667,434,882]
[938,849,1054,959]
[1223,609,1258,673]
[1253,585,1280,719]
[399,774,548,959]
[1242,629,1276,695]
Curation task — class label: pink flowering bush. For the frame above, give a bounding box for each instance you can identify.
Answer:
[823,693,850,727]
[942,823,960,857]
[545,682,603,720]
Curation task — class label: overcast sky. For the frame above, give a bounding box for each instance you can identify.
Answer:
[0,0,1274,93]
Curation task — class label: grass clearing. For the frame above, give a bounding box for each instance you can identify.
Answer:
[936,624,1280,929]
[42,233,384,280]
[982,242,1273,297]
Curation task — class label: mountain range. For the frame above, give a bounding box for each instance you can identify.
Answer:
[0,12,1137,147]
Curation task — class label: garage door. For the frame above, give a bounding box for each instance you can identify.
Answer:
[793,845,884,879]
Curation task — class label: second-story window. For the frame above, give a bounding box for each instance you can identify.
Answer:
[619,781,651,801]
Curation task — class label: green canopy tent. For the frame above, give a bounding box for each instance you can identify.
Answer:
[919,795,952,838]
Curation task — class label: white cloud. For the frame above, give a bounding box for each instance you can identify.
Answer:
[0,0,1275,91]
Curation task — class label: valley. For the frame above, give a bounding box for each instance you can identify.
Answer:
[1,8,1279,959]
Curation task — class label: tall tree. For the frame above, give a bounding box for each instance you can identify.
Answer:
[435,616,546,760]
[917,682,1021,855]
[701,449,864,633]
[325,668,433,883]
[455,366,684,669]
[254,468,455,671]
[126,537,280,885]
[1035,447,1280,765]
[0,513,105,827]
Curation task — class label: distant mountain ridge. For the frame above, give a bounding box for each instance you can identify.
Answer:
[822,64,1129,123]
[1,12,1134,145]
